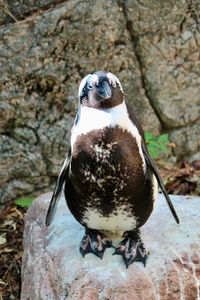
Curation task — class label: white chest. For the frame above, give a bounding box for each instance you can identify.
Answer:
[71,102,146,172]
[82,206,137,233]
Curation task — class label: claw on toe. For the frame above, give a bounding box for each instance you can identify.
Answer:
[80,230,112,259]
[113,231,148,268]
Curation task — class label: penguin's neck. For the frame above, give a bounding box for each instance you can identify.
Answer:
[72,101,128,136]
[71,101,146,172]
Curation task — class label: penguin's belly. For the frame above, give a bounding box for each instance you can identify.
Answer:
[66,127,155,232]
[82,206,137,232]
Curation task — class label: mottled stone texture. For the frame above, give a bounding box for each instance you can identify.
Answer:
[122,0,200,159]
[21,193,200,300]
[0,0,200,203]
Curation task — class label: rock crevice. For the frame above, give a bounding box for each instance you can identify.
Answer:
[118,0,164,130]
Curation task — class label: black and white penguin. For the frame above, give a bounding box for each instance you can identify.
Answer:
[46,71,179,268]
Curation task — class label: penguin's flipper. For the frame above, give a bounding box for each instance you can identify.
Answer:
[142,142,180,224]
[45,150,72,226]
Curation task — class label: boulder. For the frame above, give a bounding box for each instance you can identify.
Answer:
[21,193,200,300]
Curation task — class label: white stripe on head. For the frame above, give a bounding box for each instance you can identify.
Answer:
[90,74,99,86]
[78,74,99,99]
[78,74,90,99]
[71,101,146,172]
[107,72,123,92]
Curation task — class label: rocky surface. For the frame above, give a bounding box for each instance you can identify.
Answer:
[123,0,200,161]
[0,0,200,203]
[0,0,66,25]
[21,193,200,300]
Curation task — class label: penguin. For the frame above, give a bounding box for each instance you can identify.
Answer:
[46,71,179,268]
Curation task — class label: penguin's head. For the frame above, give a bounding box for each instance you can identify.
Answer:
[78,71,124,109]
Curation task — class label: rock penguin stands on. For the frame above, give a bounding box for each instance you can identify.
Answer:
[45,71,179,268]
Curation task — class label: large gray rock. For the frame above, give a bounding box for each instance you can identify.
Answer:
[0,0,199,202]
[21,193,200,300]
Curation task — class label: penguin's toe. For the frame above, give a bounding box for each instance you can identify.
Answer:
[113,231,148,268]
[80,229,112,259]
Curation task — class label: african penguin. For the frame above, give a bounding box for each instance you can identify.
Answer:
[46,71,179,268]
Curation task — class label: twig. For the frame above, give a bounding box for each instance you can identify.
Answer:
[0,1,18,22]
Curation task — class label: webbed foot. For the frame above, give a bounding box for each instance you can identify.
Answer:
[113,230,148,268]
[80,229,112,259]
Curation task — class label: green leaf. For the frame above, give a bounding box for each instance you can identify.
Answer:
[15,197,34,208]
[157,134,169,143]
[145,131,170,159]
[159,143,169,153]
[144,131,154,142]
[149,147,160,159]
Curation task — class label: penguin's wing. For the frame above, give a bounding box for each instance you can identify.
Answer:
[126,105,179,224]
[45,149,72,226]
[141,142,180,224]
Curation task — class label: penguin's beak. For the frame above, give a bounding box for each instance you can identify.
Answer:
[96,81,112,100]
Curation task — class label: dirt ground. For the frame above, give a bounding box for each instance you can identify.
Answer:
[0,205,25,300]
[0,160,199,300]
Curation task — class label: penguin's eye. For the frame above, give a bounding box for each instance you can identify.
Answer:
[87,83,93,90]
